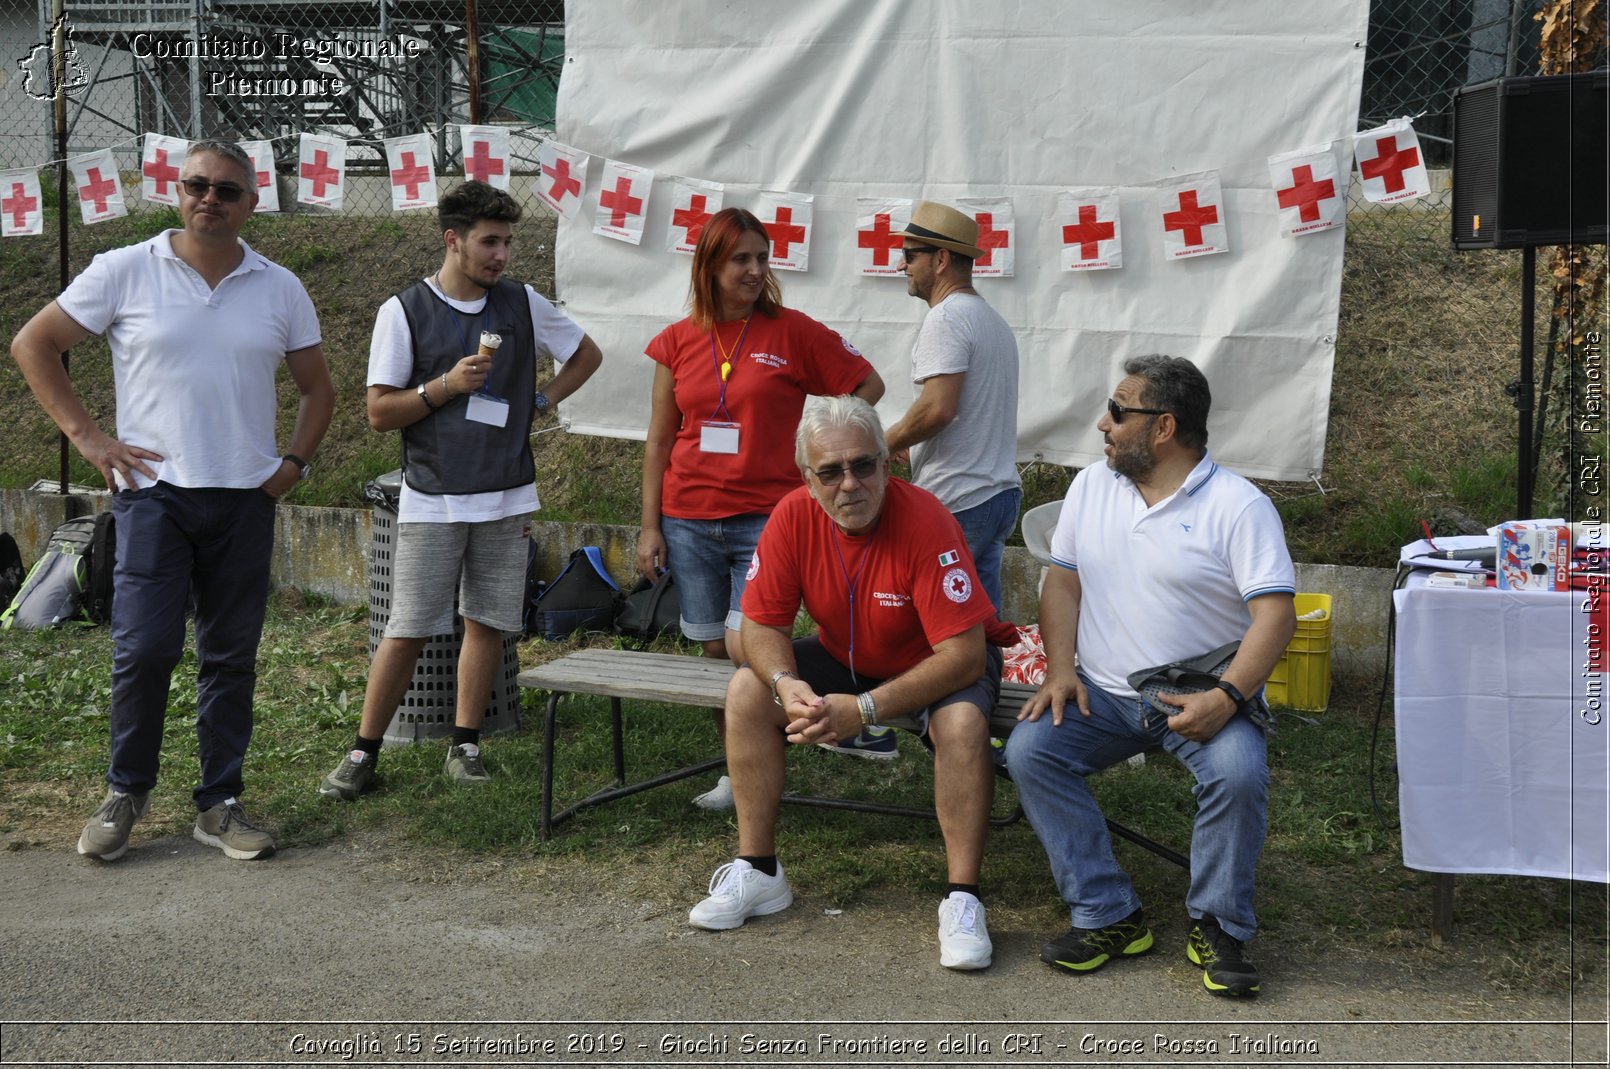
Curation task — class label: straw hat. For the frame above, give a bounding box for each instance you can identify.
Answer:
[892,201,983,259]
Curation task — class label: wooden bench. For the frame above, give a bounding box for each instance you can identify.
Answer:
[516,646,1187,869]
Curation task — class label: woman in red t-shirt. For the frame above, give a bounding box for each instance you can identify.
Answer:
[636,208,884,806]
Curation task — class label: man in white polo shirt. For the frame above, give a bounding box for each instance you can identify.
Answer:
[11,139,334,864]
[1009,355,1295,998]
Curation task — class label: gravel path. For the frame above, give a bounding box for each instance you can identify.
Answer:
[1,832,1603,1068]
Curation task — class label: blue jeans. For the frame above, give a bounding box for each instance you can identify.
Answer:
[659,513,769,642]
[108,484,277,810]
[953,487,1020,615]
[1004,671,1268,942]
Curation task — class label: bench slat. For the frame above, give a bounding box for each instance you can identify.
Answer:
[519,649,1040,734]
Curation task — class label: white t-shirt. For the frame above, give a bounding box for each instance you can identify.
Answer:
[55,232,322,491]
[1049,452,1296,698]
[368,277,584,523]
[908,292,1021,513]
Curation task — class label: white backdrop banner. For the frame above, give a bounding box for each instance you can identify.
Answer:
[553,0,1367,480]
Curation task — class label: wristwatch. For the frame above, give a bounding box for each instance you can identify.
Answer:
[1214,679,1249,712]
[282,454,311,480]
[534,391,551,415]
[769,669,798,706]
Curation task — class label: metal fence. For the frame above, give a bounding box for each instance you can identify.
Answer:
[1,0,563,212]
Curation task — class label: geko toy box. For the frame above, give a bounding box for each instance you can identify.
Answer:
[1497,522,1571,591]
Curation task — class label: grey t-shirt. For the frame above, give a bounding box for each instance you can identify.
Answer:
[908,292,1021,512]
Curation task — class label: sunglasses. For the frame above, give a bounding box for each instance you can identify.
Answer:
[180,177,248,203]
[901,245,938,263]
[1107,397,1170,424]
[808,454,882,487]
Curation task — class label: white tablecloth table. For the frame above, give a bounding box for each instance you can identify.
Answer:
[1394,563,1609,918]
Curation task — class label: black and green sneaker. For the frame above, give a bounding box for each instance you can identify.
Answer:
[1040,908,1154,973]
[1186,915,1261,997]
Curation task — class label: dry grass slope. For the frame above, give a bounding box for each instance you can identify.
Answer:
[0,199,1590,566]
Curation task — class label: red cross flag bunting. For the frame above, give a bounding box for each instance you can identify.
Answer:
[1268,142,1346,237]
[855,197,913,277]
[1159,171,1229,260]
[666,176,724,255]
[459,124,511,190]
[957,197,1014,278]
[753,190,815,272]
[239,139,280,214]
[140,133,189,206]
[1352,118,1429,205]
[1057,189,1122,272]
[0,168,43,237]
[537,140,589,219]
[297,133,347,210]
[384,132,438,212]
[592,159,654,245]
[69,148,127,224]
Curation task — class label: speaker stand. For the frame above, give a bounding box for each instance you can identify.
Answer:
[1505,244,1537,518]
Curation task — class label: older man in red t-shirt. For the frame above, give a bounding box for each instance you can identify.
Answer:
[686,394,1002,970]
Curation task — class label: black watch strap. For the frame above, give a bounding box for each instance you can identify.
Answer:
[1214,679,1248,710]
[282,454,310,479]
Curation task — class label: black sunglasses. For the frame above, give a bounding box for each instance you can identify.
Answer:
[180,177,248,203]
[901,245,938,263]
[809,454,882,487]
[1107,397,1170,424]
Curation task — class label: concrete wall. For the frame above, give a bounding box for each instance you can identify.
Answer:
[2,486,1395,682]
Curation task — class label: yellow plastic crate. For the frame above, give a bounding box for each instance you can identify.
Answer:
[1265,593,1332,712]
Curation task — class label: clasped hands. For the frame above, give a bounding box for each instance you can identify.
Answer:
[776,679,861,747]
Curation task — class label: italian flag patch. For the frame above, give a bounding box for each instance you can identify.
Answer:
[938,550,960,566]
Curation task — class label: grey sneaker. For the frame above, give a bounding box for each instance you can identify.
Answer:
[193,798,275,860]
[319,751,377,801]
[77,788,151,861]
[444,743,491,786]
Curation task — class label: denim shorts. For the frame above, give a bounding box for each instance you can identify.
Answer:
[659,512,770,642]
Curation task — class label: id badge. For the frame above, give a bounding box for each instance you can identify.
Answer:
[466,392,510,428]
[699,420,741,454]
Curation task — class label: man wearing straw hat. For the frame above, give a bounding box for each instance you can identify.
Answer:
[885,200,1021,616]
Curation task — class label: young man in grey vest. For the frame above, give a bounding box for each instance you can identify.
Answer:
[320,181,601,799]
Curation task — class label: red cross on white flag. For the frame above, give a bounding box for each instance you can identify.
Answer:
[459,124,511,190]
[0,168,43,237]
[69,149,127,224]
[592,159,654,245]
[140,133,189,206]
[1352,118,1429,205]
[1159,171,1229,260]
[855,198,912,276]
[754,190,814,272]
[239,139,279,214]
[537,140,589,219]
[666,176,724,255]
[1268,142,1346,237]
[958,197,1014,277]
[297,133,347,210]
[384,132,438,212]
[1056,189,1122,271]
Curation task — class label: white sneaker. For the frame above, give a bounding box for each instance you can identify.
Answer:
[688,859,793,930]
[692,774,734,811]
[937,891,992,970]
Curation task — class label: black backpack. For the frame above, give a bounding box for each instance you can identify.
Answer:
[524,546,620,640]
[614,570,680,642]
[0,533,25,612]
[1,513,116,629]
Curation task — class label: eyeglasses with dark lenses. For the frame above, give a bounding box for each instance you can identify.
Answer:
[1106,397,1170,424]
[901,245,938,263]
[809,455,881,487]
[180,177,247,203]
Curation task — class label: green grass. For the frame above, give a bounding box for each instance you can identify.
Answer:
[0,593,1603,994]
